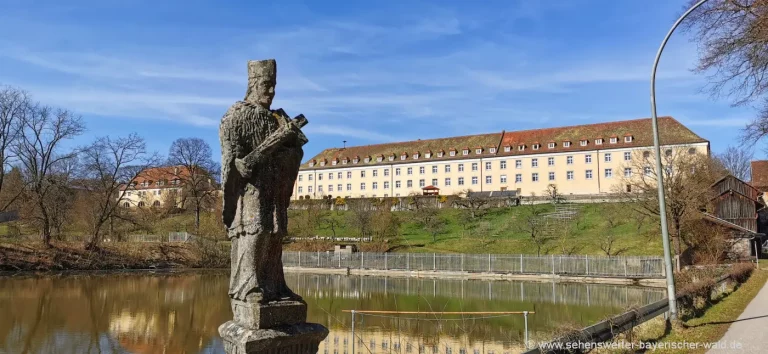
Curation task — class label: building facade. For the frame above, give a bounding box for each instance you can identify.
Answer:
[294,117,710,200]
[119,166,190,208]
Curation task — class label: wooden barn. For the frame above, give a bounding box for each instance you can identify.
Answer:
[706,174,765,260]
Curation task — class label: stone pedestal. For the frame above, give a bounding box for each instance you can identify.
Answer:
[220,298,328,354]
[219,321,329,354]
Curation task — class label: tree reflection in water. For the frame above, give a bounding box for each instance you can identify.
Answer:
[0,270,664,354]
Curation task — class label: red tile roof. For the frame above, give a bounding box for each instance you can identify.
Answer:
[120,166,193,191]
[751,160,768,190]
[302,117,707,170]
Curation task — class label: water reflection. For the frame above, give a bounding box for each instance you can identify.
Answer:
[0,271,664,354]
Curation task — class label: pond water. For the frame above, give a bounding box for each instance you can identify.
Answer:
[0,270,664,354]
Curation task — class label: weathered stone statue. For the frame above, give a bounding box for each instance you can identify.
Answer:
[218,59,328,354]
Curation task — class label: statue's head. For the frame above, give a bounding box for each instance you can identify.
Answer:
[245,59,277,109]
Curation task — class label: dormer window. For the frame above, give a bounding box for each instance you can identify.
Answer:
[489,147,496,153]
[364,157,370,163]
[332,160,337,166]
[462,149,469,155]
[518,145,525,151]
[595,138,603,145]
[413,153,419,159]
[610,137,617,144]
[389,155,395,161]
[400,154,407,160]
[309,161,315,167]
[438,151,444,157]
[548,142,555,149]
[504,146,511,152]
[563,141,571,148]
[319,161,326,166]
[353,158,359,164]
[377,156,383,162]
[532,144,540,150]
[580,140,588,147]
[625,135,633,143]
[425,152,431,158]
[475,148,482,154]
[449,150,456,156]
[342,158,348,164]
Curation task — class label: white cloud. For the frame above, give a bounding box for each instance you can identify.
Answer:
[303,124,398,142]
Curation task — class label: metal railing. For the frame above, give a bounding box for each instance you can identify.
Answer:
[282,252,665,278]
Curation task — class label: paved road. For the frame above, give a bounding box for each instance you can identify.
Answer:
[707,279,768,353]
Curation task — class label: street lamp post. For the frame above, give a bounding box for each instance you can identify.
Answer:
[650,0,708,320]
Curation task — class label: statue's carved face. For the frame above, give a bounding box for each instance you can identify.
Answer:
[255,76,276,108]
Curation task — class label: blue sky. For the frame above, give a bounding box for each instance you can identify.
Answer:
[0,0,761,161]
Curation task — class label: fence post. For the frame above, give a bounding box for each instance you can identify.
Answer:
[433,253,436,271]
[520,254,523,274]
[298,251,301,267]
[624,258,628,277]
[488,254,492,272]
[407,253,410,271]
[524,311,529,349]
[385,252,388,270]
[361,252,364,269]
[585,255,589,276]
[461,254,465,272]
[551,254,555,275]
[338,253,341,268]
[317,251,320,267]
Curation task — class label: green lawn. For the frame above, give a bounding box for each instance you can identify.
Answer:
[289,203,664,256]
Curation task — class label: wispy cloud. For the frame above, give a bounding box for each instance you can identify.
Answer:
[303,124,398,143]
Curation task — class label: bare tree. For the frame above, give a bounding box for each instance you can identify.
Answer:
[714,145,753,180]
[544,184,566,204]
[452,189,490,219]
[79,134,159,250]
[13,105,84,246]
[167,138,220,232]
[413,202,446,242]
[0,86,30,211]
[616,147,724,266]
[682,1,768,145]
[517,194,551,256]
[320,210,345,240]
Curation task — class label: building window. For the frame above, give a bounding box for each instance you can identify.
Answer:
[419,179,426,188]
[308,186,313,193]
[360,171,365,178]
[337,184,342,191]
[396,181,401,188]
[519,145,525,151]
[566,156,573,165]
[604,153,612,162]
[643,151,651,158]
[438,151,444,157]
[463,149,469,155]
[354,158,360,163]
[548,142,555,149]
[458,164,464,172]
[500,175,507,183]
[485,162,492,170]
[624,168,632,178]
[471,176,478,185]
[516,160,522,169]
[372,182,378,190]
[360,183,366,190]
[475,148,481,154]
[586,170,593,179]
[532,158,538,167]
[419,166,425,174]
[432,178,438,186]
[425,152,431,158]
[490,147,496,153]
[432,165,438,173]
[563,141,571,147]
[610,137,617,144]
[445,165,451,173]
[384,169,389,176]
[486,175,492,184]
[298,186,303,193]
[408,167,413,175]
[298,175,303,182]
[624,152,631,161]
[407,180,413,188]
[548,157,554,166]
[625,135,633,143]
[458,177,465,185]
[372,170,378,177]
[504,146,511,152]
[500,160,507,169]
[328,185,333,192]
[567,171,574,180]
[688,148,696,155]
[377,156,383,162]
[605,168,613,178]
[336,172,341,179]
[347,184,352,191]
[580,140,587,146]
[413,153,419,159]
[318,174,323,181]
[595,138,603,145]
[532,173,539,182]
[532,143,540,150]
[665,149,672,156]
[515,174,522,183]
[389,155,395,161]
[445,178,451,186]
[585,155,592,164]
[644,166,652,176]
[309,161,315,167]
[308,175,314,181]
[472,163,478,171]
[329,173,334,180]
[450,150,456,156]
[364,157,370,163]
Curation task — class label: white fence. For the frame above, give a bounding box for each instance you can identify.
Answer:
[282,252,665,278]
[123,232,195,243]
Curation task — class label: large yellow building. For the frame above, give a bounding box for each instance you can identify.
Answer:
[294,117,709,200]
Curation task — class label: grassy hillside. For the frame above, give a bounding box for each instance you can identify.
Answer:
[287,203,664,256]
